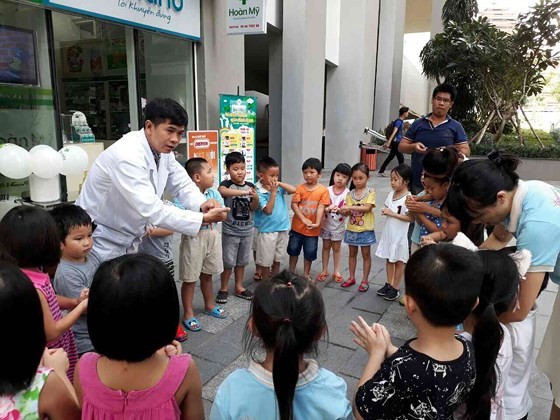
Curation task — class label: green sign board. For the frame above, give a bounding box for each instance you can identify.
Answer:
[218,95,257,184]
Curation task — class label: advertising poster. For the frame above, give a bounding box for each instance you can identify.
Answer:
[187,130,219,187]
[218,95,257,184]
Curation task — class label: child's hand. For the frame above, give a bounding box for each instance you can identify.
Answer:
[268,179,278,191]
[78,288,89,304]
[157,340,183,357]
[420,235,436,247]
[307,222,320,229]
[377,324,398,357]
[381,207,394,217]
[339,206,350,216]
[350,316,387,356]
[42,348,69,375]
[300,217,312,227]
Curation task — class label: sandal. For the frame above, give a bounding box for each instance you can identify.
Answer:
[203,306,228,319]
[215,290,228,304]
[315,272,330,282]
[341,278,356,288]
[235,289,254,300]
[183,317,202,332]
[333,273,344,283]
[253,272,263,281]
[358,281,370,292]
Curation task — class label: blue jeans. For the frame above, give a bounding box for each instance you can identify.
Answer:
[287,230,319,261]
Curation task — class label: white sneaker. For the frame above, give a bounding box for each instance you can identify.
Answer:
[378,172,386,177]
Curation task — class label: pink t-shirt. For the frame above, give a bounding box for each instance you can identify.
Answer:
[79,352,192,420]
[22,268,78,383]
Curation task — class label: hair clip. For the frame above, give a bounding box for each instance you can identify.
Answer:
[286,281,293,288]
[283,318,292,324]
[487,150,503,168]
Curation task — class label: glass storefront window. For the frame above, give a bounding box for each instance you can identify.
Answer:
[52,12,131,143]
[0,1,56,200]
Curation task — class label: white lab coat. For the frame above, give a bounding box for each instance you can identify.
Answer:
[76,129,205,261]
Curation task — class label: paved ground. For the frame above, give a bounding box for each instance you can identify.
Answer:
[172,164,558,419]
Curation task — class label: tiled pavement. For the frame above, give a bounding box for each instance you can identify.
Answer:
[172,166,559,419]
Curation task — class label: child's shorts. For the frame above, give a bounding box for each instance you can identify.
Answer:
[222,233,252,269]
[256,231,289,267]
[252,227,259,251]
[320,228,345,242]
[344,230,377,246]
[287,230,319,261]
[179,229,223,282]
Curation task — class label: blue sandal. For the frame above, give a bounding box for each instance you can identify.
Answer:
[183,317,202,332]
[203,306,228,319]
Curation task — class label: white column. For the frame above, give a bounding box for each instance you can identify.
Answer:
[323,0,380,169]
[427,0,445,108]
[281,0,327,185]
[268,30,283,164]
[372,0,406,132]
[197,0,245,130]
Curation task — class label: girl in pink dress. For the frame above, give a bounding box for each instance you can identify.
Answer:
[75,254,204,420]
[0,263,80,419]
[0,206,85,382]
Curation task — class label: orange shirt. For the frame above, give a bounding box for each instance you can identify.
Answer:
[291,183,330,236]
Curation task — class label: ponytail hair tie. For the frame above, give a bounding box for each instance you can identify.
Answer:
[487,150,503,168]
[283,318,292,324]
[286,281,293,288]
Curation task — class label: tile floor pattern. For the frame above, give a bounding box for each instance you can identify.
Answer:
[171,168,559,419]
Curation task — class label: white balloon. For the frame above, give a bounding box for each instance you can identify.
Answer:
[30,145,63,179]
[0,144,32,179]
[58,146,89,176]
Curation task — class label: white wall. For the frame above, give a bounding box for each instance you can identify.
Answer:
[324,0,379,169]
[325,0,341,66]
[266,0,282,29]
[401,56,429,116]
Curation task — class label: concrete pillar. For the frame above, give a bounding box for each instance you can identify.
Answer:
[281,0,327,185]
[197,0,245,130]
[372,0,406,132]
[323,0,380,169]
[268,29,282,165]
[427,0,445,108]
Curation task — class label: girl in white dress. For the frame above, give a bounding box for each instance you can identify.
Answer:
[375,164,414,301]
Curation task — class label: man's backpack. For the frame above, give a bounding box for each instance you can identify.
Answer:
[384,120,395,140]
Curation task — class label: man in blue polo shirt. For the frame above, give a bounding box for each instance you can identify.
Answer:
[399,83,470,193]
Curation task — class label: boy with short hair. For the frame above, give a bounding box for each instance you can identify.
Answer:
[351,243,480,418]
[178,157,228,331]
[288,157,330,279]
[217,152,259,303]
[51,204,101,355]
[255,157,296,279]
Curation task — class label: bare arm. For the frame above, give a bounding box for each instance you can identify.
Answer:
[179,360,204,420]
[38,291,87,342]
[382,208,414,223]
[343,203,374,214]
[57,295,80,311]
[278,181,296,194]
[310,204,326,228]
[416,213,441,234]
[218,186,250,197]
[455,142,470,157]
[39,371,81,420]
[291,202,310,225]
[249,190,260,211]
[147,227,175,237]
[263,187,277,215]
[499,271,545,323]
[480,230,513,250]
[386,126,399,145]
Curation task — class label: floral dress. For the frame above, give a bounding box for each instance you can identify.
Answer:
[0,367,52,420]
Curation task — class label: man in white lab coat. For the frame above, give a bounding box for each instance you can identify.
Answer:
[76,98,228,262]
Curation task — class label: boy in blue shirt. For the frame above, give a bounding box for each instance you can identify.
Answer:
[178,157,228,332]
[254,157,296,279]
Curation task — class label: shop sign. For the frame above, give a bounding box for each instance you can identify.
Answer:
[187,131,219,187]
[227,0,266,35]
[43,0,200,40]
[218,95,257,184]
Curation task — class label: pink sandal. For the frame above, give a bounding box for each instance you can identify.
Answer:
[315,272,330,282]
[341,278,356,288]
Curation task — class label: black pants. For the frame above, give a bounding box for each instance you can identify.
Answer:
[379,141,404,173]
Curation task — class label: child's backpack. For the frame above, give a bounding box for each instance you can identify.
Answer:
[384,120,395,140]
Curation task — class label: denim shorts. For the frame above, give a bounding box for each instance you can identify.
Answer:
[344,230,377,247]
[287,230,319,261]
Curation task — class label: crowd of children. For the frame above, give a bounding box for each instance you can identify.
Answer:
[0,146,557,420]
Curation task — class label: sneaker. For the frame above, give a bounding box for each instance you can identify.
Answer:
[216,290,228,304]
[378,172,387,177]
[384,286,401,301]
[399,295,405,306]
[376,282,391,296]
[175,325,188,342]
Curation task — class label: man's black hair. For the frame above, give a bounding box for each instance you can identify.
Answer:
[432,83,457,102]
[50,204,93,243]
[399,106,409,116]
[143,98,188,128]
[301,158,322,173]
[225,151,245,168]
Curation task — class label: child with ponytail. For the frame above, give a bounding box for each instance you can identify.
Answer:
[210,271,352,420]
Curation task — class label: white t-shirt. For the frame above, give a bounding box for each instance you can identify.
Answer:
[321,185,349,233]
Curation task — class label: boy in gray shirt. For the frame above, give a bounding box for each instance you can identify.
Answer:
[51,204,100,355]
[216,152,259,303]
